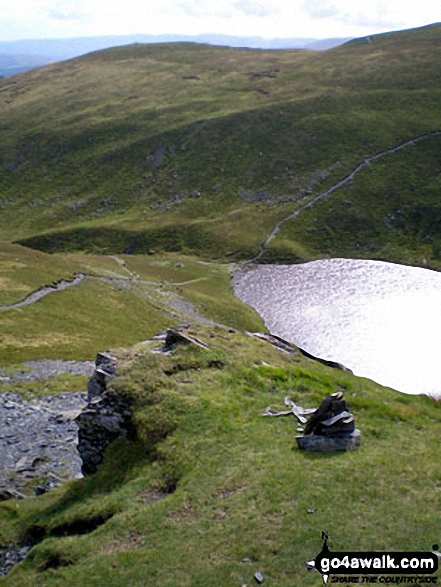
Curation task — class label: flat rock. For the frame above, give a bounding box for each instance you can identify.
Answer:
[296,429,361,452]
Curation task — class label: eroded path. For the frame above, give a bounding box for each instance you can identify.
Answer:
[0,266,215,327]
[250,130,441,263]
[0,274,86,309]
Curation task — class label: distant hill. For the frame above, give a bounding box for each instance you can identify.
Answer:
[0,53,52,77]
[0,34,351,77]
[303,37,352,50]
[1,23,441,268]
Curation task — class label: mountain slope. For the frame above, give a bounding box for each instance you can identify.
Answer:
[1,324,440,586]
[1,27,440,587]
[1,24,441,266]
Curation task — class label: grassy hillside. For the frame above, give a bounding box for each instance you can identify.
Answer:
[1,326,440,586]
[0,24,440,266]
[1,26,441,585]
[0,242,263,365]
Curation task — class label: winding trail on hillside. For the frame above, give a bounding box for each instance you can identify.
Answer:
[0,274,86,310]
[109,255,140,280]
[0,269,216,326]
[248,130,441,263]
[0,256,204,312]
[4,132,440,309]
[108,256,207,287]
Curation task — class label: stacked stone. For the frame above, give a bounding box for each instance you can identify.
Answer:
[296,392,361,452]
[76,353,134,475]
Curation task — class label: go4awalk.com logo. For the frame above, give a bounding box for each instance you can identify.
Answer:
[307,533,439,584]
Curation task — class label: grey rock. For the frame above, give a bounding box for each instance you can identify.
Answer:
[298,347,353,374]
[303,392,356,437]
[164,328,210,351]
[0,488,26,501]
[296,429,362,452]
[76,353,134,475]
[50,409,83,423]
[0,391,86,494]
[0,545,31,576]
[15,457,34,472]
[23,359,94,379]
[3,401,17,410]
[87,352,116,400]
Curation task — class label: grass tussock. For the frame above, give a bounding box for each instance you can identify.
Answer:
[0,25,441,586]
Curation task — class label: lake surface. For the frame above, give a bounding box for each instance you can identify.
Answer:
[233,259,441,399]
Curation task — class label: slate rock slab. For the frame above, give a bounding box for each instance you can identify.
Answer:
[296,429,361,452]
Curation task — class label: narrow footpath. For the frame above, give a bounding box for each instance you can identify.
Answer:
[0,274,86,310]
[249,130,441,263]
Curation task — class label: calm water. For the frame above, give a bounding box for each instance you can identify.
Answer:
[233,259,441,399]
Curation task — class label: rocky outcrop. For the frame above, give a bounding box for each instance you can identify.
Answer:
[86,352,116,400]
[76,331,211,475]
[76,353,134,475]
[298,347,353,373]
[248,332,352,373]
[248,332,298,355]
[160,328,210,352]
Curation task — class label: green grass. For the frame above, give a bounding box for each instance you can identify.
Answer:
[1,25,441,586]
[267,132,441,268]
[1,326,439,586]
[0,243,264,364]
[1,24,441,266]
[0,242,84,305]
[0,373,89,398]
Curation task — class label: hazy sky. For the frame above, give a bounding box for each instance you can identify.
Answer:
[0,0,439,42]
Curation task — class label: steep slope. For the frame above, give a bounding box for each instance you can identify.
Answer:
[1,24,441,266]
[1,325,440,586]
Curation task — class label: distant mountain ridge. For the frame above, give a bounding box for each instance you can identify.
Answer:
[0,54,53,77]
[0,33,351,76]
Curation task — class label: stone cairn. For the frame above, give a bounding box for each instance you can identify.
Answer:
[264,391,361,452]
[297,391,361,451]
